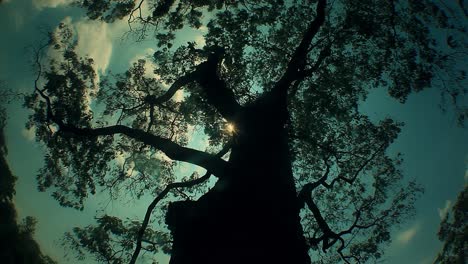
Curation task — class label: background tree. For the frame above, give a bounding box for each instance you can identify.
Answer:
[26,0,466,263]
[434,185,467,264]
[0,91,57,264]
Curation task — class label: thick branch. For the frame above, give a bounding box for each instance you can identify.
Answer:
[298,43,332,80]
[34,83,229,179]
[195,48,242,121]
[274,0,327,93]
[129,142,232,264]
[298,158,331,206]
[303,194,343,253]
[145,71,198,105]
[297,164,337,252]
[148,49,241,121]
[304,195,333,236]
[56,122,229,178]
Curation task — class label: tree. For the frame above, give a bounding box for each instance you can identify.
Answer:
[0,94,57,264]
[26,0,466,263]
[434,185,467,264]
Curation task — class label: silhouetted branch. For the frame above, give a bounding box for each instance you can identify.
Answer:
[144,71,198,106]
[55,122,229,178]
[274,0,327,94]
[145,49,241,121]
[299,43,332,79]
[194,47,242,121]
[325,143,386,187]
[298,142,386,197]
[297,142,388,253]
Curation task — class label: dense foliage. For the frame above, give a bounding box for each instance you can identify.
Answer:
[26,0,466,263]
[435,185,467,264]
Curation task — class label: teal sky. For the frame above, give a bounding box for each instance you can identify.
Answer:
[0,1,466,264]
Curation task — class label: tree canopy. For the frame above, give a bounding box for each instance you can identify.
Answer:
[26,0,466,263]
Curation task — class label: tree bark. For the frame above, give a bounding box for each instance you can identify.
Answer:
[166,94,310,264]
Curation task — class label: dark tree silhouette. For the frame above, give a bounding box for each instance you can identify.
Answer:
[0,97,57,264]
[434,185,467,264]
[26,0,466,263]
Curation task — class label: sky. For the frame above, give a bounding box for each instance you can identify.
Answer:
[0,1,466,264]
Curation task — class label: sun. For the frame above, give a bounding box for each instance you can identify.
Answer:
[226,123,236,134]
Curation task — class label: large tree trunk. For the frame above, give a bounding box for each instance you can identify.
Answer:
[166,94,310,264]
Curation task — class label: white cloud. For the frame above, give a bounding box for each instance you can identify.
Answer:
[133,0,152,22]
[194,35,206,47]
[50,15,131,76]
[75,20,113,74]
[173,89,185,102]
[129,48,159,79]
[396,223,420,245]
[114,152,126,166]
[129,48,155,62]
[44,14,134,118]
[22,126,36,141]
[32,0,72,9]
[155,152,173,164]
[128,48,190,103]
[438,200,452,220]
[123,160,136,177]
[46,17,109,113]
[46,16,72,59]
[177,162,205,177]
[113,153,136,177]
